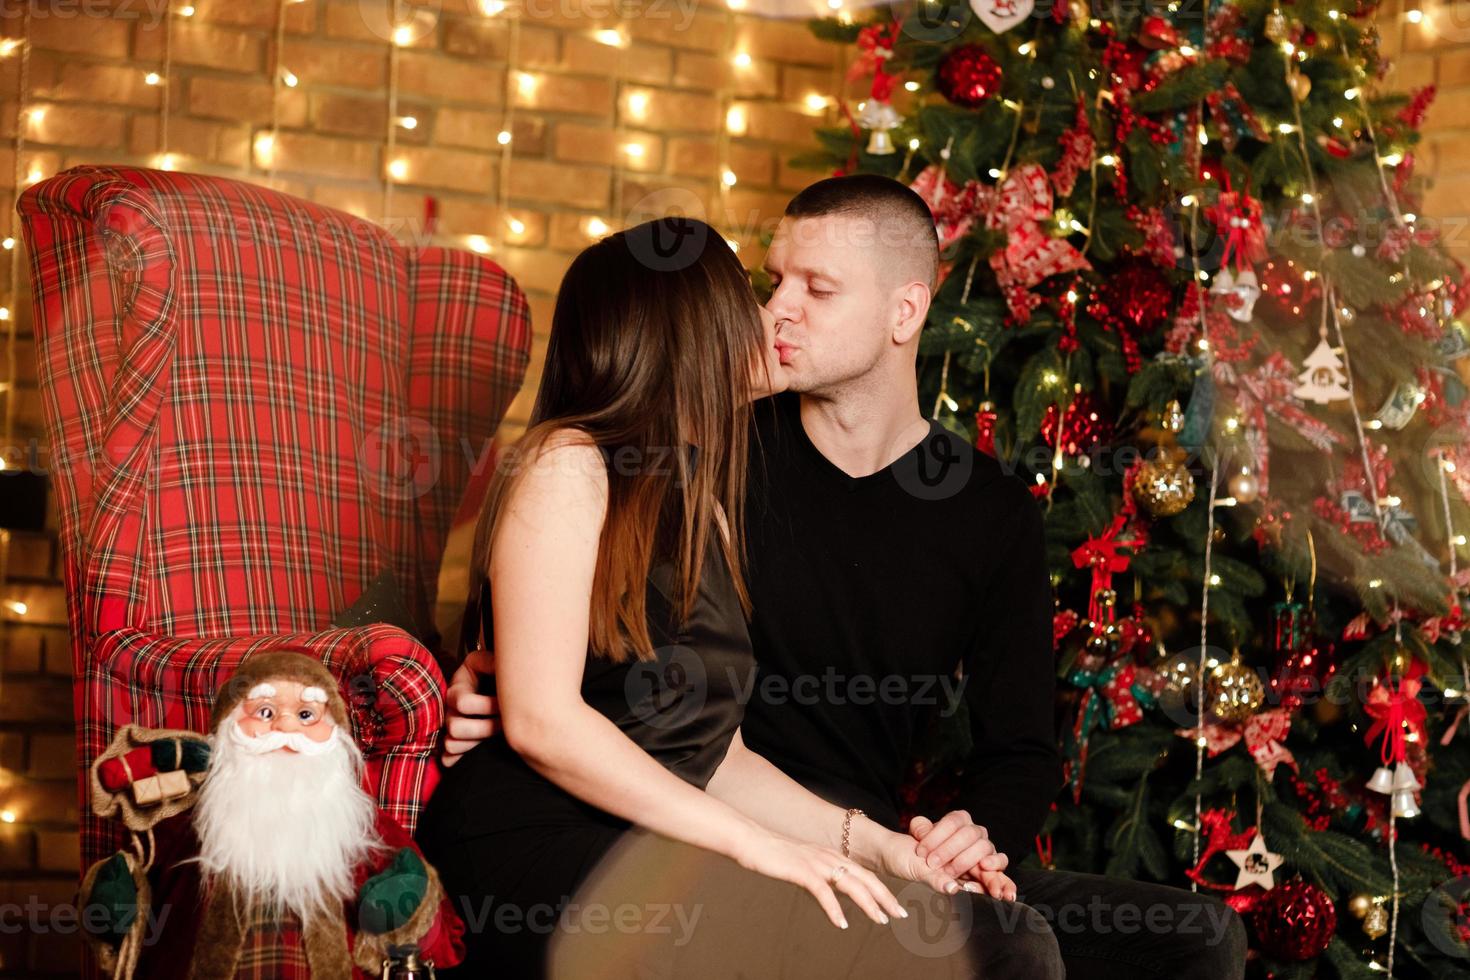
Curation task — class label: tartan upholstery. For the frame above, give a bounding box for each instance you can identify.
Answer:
[17,165,531,878]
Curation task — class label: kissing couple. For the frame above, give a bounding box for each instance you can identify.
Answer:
[415,175,1248,980]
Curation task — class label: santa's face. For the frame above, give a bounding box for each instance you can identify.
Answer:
[232,680,336,751]
[197,676,383,921]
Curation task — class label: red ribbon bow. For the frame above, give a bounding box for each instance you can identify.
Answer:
[985,164,1092,322]
[1178,707,1298,778]
[1363,661,1427,766]
[1071,513,1140,623]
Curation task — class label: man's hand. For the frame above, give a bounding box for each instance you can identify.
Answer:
[441,649,498,767]
[909,811,1016,901]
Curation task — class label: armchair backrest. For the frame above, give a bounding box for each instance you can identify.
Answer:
[19,166,531,662]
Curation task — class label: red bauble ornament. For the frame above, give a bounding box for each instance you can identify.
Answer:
[1137,13,1182,49]
[1096,258,1173,334]
[1259,258,1322,317]
[1041,392,1114,457]
[937,44,1004,108]
[1250,878,1336,962]
[975,401,999,457]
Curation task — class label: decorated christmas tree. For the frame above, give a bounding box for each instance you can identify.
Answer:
[795,0,1470,975]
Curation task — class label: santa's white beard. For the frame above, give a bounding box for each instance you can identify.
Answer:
[192,719,385,923]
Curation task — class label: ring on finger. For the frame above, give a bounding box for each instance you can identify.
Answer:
[829,865,849,884]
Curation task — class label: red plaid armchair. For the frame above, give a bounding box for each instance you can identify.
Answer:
[18,165,531,876]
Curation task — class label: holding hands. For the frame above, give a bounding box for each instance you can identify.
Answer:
[908,810,1016,901]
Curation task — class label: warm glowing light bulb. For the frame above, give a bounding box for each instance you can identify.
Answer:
[281,68,299,88]
[623,142,644,158]
[497,130,512,145]
[804,93,829,113]
[722,168,737,187]
[733,51,752,68]
[594,28,626,47]
[392,25,415,46]
[397,115,418,129]
[467,235,491,254]
[144,71,162,85]
[725,105,747,135]
[387,157,408,180]
[626,91,649,118]
[479,0,506,13]
[585,217,609,237]
[507,217,526,235]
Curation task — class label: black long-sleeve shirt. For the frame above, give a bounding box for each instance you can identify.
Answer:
[739,392,1062,862]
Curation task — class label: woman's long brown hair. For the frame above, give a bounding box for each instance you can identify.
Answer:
[467,217,768,663]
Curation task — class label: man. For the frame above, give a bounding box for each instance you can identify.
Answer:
[445,175,1246,979]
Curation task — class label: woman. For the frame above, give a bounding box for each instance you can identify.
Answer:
[416,218,996,977]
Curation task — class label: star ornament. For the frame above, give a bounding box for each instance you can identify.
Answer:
[1226,833,1285,890]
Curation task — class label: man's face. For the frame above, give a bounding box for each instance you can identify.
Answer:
[762,214,893,394]
[232,679,336,752]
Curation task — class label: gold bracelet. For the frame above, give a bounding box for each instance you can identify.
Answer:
[841,807,864,859]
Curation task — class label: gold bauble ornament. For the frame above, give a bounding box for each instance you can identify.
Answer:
[1363,901,1389,939]
[1265,8,1288,41]
[1132,450,1196,517]
[1205,652,1265,723]
[1156,650,1206,700]
[1347,893,1373,919]
[1228,467,1260,504]
[1287,71,1312,102]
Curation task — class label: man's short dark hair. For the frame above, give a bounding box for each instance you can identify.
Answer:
[784,174,940,290]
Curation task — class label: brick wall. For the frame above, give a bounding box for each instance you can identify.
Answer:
[1377,0,1470,260]
[0,0,840,972]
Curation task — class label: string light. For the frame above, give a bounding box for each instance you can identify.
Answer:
[3,2,29,470]
[489,4,521,253]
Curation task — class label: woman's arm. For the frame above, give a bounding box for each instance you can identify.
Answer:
[489,431,903,929]
[706,730,990,896]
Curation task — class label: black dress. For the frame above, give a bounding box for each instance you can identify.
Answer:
[416,528,754,978]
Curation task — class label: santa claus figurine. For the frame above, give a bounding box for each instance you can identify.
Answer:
[79,650,464,979]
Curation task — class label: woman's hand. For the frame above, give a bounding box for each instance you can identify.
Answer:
[731,831,908,931]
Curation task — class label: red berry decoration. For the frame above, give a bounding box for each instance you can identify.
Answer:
[1041,392,1114,458]
[937,44,1003,108]
[1250,877,1336,962]
[1096,258,1173,335]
